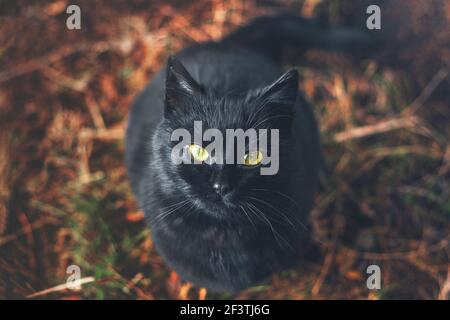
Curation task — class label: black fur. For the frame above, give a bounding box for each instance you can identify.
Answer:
[125,14,367,292]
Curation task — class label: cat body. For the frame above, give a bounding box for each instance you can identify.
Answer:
[126,14,368,292]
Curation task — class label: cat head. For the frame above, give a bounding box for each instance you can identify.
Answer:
[152,56,300,219]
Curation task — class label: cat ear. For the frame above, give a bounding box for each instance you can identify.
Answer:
[259,69,298,106]
[165,56,202,111]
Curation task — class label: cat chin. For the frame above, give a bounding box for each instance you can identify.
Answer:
[191,196,238,219]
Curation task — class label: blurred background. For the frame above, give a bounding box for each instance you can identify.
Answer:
[0,0,449,299]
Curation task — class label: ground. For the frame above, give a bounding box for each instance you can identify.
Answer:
[0,0,449,299]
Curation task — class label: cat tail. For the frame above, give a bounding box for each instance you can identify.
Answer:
[221,13,377,62]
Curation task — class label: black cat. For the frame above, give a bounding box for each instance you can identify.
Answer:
[125,14,370,292]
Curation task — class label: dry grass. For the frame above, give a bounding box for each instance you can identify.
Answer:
[0,0,449,299]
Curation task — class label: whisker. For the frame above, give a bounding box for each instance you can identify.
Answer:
[248,190,308,231]
[246,196,298,230]
[239,203,257,229]
[250,188,300,208]
[246,201,293,251]
[151,199,190,227]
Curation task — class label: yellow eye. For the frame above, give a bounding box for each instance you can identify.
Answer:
[188,144,209,162]
[244,151,263,166]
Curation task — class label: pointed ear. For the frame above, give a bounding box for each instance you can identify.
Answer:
[259,69,298,106]
[165,56,202,111]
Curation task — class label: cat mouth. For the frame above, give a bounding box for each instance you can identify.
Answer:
[206,191,235,204]
[198,193,237,213]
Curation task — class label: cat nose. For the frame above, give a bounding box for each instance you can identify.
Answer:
[212,183,230,196]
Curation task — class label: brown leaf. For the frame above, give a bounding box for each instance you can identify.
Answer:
[100,74,118,101]
[345,271,363,281]
[126,211,144,222]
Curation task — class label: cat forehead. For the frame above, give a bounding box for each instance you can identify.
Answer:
[181,96,251,128]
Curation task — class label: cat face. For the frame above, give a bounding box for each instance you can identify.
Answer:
[153,56,299,218]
